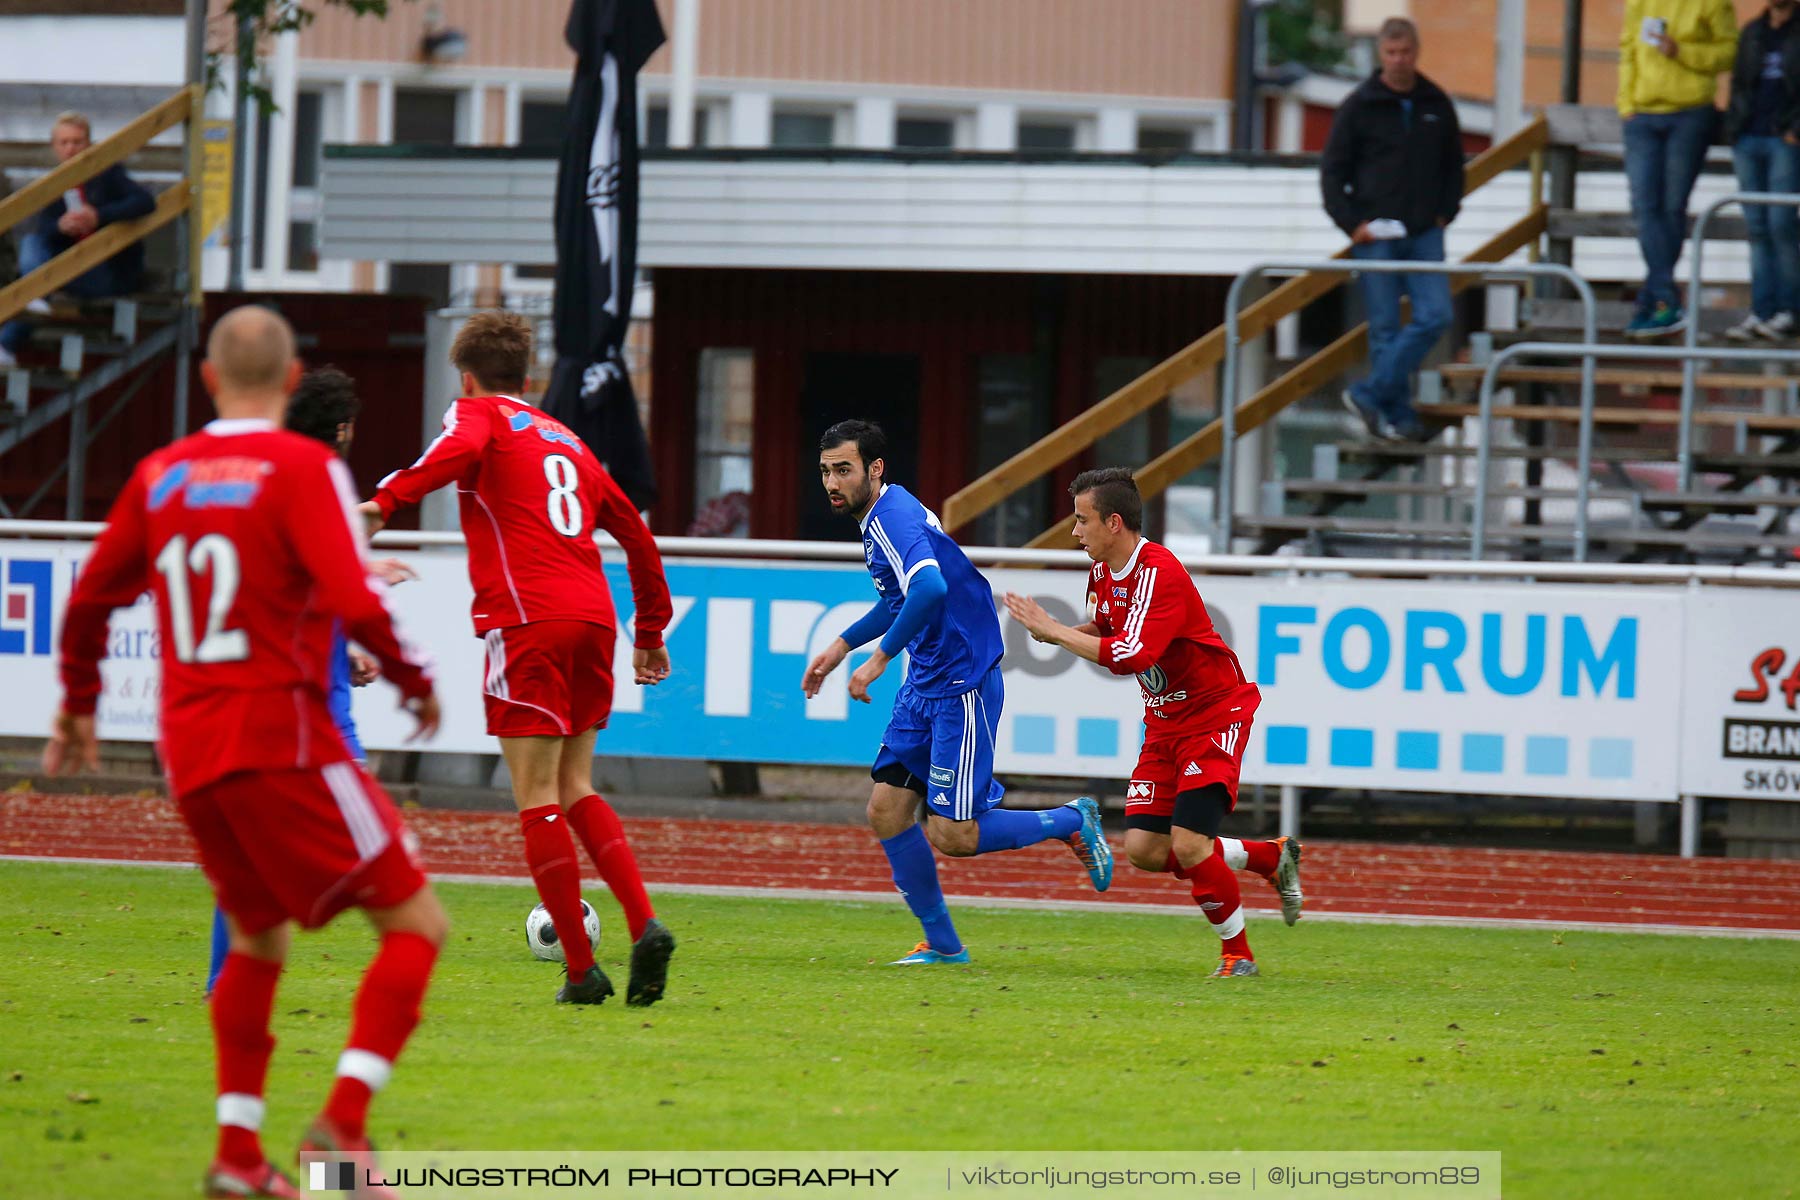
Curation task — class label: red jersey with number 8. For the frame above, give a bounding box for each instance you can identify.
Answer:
[1085,537,1260,736]
[371,394,672,646]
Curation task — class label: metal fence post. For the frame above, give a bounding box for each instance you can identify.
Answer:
[1223,260,1594,560]
[1681,191,1800,491]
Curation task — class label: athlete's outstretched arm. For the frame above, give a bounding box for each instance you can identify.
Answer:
[368,398,496,524]
[49,466,153,773]
[847,565,948,703]
[1002,592,1103,665]
[801,600,897,697]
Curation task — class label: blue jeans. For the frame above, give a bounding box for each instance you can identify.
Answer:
[1349,225,1452,430]
[0,232,131,354]
[1732,135,1800,319]
[1623,106,1716,312]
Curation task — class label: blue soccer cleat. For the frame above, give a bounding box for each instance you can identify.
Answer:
[1065,796,1114,892]
[889,941,971,965]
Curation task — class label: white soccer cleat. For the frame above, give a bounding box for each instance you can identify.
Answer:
[1271,836,1303,926]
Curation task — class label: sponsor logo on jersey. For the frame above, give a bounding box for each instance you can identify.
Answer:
[1113,586,1128,599]
[499,405,586,454]
[149,458,271,511]
[1137,664,1169,695]
[1125,779,1155,804]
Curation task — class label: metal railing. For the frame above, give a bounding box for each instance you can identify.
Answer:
[1472,340,1800,559]
[0,84,206,521]
[1222,258,1598,553]
[1681,190,1800,490]
[936,116,1552,536]
[14,518,1800,587]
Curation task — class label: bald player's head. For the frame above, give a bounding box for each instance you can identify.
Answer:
[207,306,296,390]
[201,306,302,419]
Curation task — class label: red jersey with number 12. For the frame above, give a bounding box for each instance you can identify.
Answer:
[57,420,434,796]
[1086,538,1260,737]
[372,394,672,646]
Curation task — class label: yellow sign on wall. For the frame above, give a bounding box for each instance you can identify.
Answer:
[199,119,233,247]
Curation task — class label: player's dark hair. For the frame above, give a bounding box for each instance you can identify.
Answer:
[819,419,888,470]
[1070,466,1142,532]
[286,366,360,447]
[451,309,532,393]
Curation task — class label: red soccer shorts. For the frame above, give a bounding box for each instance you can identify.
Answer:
[178,762,426,933]
[1124,715,1255,821]
[482,619,616,738]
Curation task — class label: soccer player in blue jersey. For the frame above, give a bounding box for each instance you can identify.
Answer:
[206,367,411,994]
[802,419,1113,965]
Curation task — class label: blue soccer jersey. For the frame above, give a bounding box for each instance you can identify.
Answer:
[859,485,1003,698]
[328,625,365,762]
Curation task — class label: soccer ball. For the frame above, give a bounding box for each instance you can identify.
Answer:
[525,900,601,963]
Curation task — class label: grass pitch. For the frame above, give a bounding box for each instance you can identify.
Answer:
[2,859,1796,1199]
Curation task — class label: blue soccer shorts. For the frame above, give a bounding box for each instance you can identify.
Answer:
[871,666,1006,821]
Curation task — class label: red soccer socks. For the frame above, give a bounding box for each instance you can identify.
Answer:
[1218,835,1281,878]
[518,805,598,978]
[211,951,282,1169]
[321,930,439,1141]
[1187,843,1252,959]
[565,794,654,943]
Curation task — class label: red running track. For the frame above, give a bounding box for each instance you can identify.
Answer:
[5,791,1800,933]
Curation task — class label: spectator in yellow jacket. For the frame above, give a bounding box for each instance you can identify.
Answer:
[1618,0,1738,339]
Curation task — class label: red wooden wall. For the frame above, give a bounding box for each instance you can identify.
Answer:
[648,268,1229,541]
[1,292,427,524]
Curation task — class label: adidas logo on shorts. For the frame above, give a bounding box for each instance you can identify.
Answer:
[1183,762,1203,778]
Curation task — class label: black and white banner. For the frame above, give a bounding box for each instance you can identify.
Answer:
[542,0,665,510]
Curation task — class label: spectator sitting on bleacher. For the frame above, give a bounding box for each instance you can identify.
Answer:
[0,111,153,369]
[1723,0,1800,343]
[1618,0,1738,342]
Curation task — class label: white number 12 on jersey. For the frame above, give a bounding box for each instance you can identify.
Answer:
[154,533,250,664]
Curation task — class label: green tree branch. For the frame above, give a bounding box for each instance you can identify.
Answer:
[207,0,408,115]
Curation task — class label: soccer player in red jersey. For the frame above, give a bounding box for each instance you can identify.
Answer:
[1004,467,1303,978]
[364,311,677,1006]
[43,306,445,1198]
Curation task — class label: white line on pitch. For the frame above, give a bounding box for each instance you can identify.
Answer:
[7,854,1796,941]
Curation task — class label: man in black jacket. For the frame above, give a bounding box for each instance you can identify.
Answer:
[0,112,154,368]
[1320,18,1464,442]
[1724,0,1800,342]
